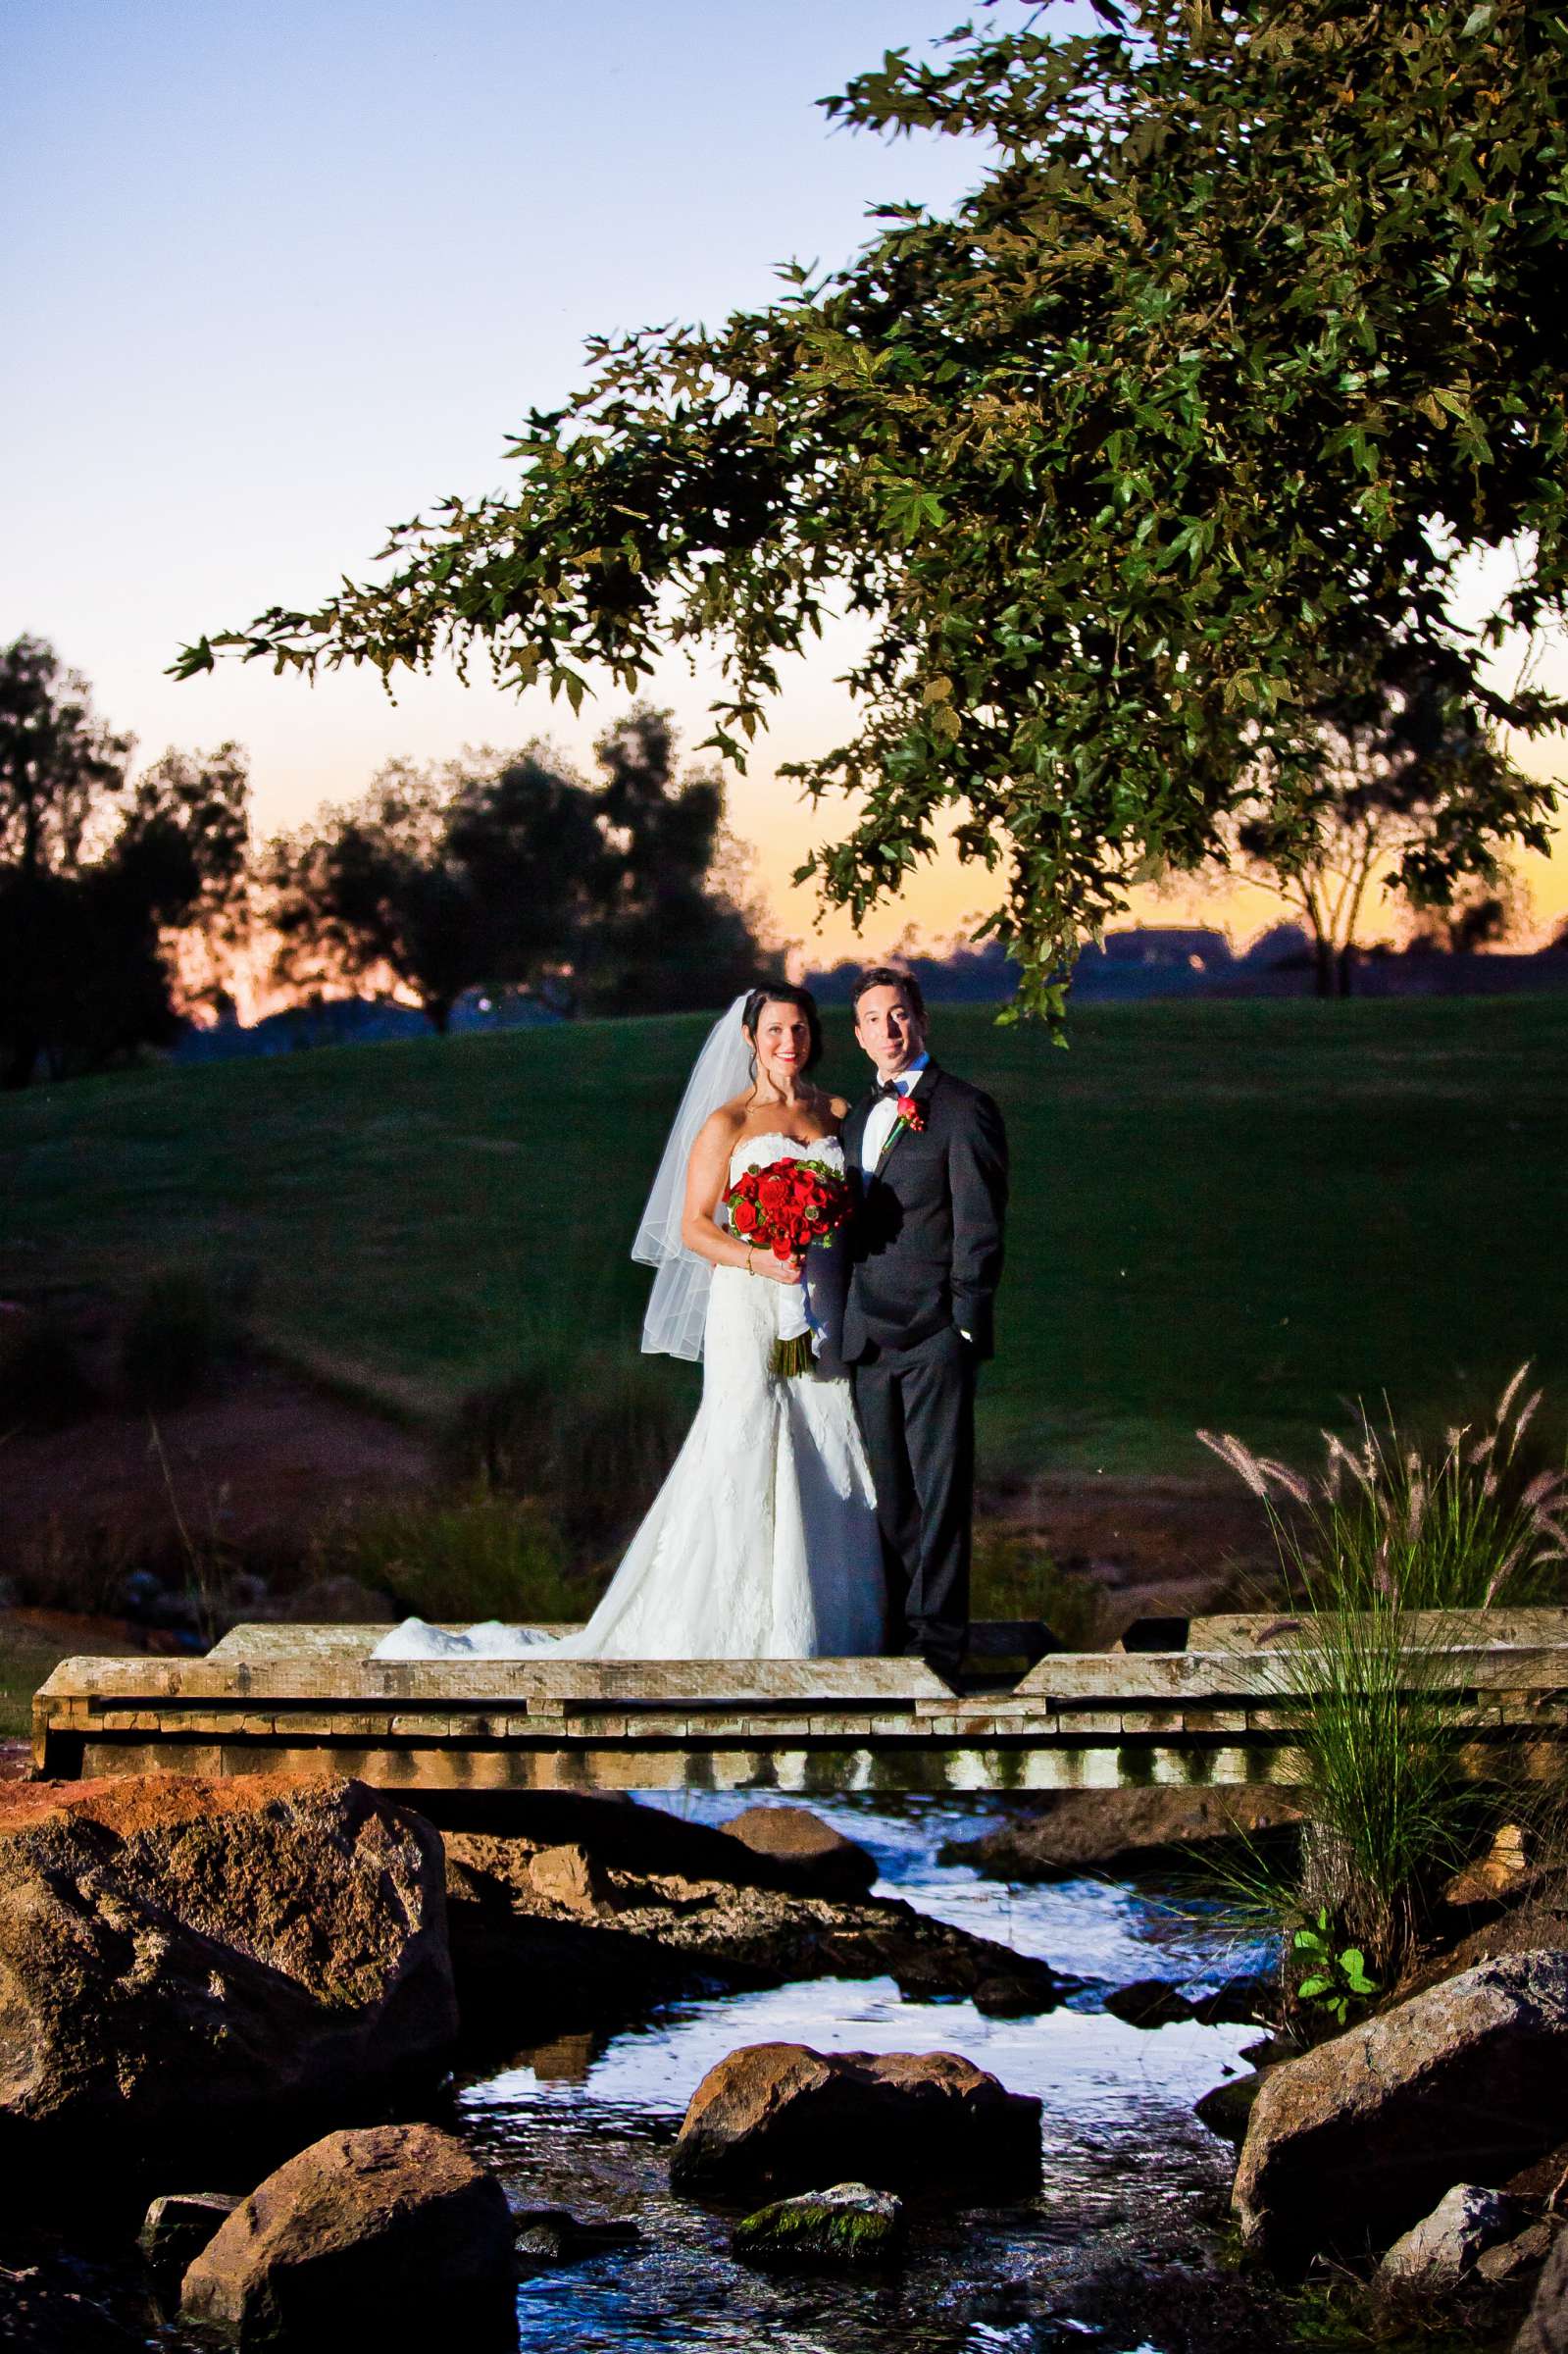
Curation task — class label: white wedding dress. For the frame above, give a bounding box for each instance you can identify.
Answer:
[374,1133,886,1662]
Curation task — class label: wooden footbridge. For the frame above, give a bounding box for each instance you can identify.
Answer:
[29,1610,1568,1804]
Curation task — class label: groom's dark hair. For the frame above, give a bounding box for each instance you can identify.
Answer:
[850,964,927,1023]
[742,981,824,1071]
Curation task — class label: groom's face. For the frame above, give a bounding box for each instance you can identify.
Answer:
[853,985,927,1082]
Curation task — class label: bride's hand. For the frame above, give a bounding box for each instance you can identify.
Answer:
[756,1252,802,1286]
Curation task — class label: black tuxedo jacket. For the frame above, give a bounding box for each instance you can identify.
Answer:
[840,1063,1008,1363]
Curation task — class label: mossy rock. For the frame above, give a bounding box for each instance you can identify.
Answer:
[732,2181,905,2269]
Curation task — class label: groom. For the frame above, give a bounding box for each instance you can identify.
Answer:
[841,968,1008,1676]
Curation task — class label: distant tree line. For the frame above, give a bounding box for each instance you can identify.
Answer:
[0,639,769,1087]
[0,637,249,1087]
[265,706,765,1033]
[1,629,1553,1086]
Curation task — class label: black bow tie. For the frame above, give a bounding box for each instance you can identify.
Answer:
[878,1077,910,1099]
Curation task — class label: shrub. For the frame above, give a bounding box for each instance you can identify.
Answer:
[970,1526,1105,1652]
[120,1271,242,1411]
[0,1306,98,1431]
[445,1348,686,1557]
[322,1489,582,1626]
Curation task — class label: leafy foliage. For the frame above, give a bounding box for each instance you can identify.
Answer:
[1290,1909,1378,2025]
[262,706,766,1027]
[0,638,251,1087]
[177,1,1567,1016]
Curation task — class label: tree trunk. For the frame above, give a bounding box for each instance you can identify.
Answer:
[1313,937,1336,998]
[426,999,452,1036]
[1336,945,1355,997]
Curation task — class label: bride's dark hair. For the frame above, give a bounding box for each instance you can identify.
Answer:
[741,981,824,1074]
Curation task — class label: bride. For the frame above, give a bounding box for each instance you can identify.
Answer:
[374,984,886,1662]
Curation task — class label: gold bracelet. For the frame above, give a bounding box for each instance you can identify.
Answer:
[746,1247,755,1276]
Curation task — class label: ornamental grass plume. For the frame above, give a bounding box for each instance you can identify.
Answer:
[1198,1368,1568,1982]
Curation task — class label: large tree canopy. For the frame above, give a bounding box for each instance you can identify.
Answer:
[177,1,1566,1016]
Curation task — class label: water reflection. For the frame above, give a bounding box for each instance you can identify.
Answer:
[456,1792,1270,2354]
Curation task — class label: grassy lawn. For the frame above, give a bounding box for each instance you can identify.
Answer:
[1,995,1564,1479]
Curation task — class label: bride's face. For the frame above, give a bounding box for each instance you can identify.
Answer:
[751,1000,813,1089]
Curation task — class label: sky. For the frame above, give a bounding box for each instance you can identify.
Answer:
[6,0,1564,969]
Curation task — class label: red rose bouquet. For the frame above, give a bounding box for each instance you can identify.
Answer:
[724,1154,854,1376]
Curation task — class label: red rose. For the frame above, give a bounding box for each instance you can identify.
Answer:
[733,1200,756,1233]
[895,1096,926,1132]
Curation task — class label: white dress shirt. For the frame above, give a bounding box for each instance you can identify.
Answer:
[860,1051,930,1173]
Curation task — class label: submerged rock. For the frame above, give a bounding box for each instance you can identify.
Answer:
[669,2040,1042,2199]
[1102,1978,1197,2027]
[1376,2183,1526,2293]
[1234,1951,1568,2266]
[732,2180,905,2268]
[139,2192,242,2285]
[0,1774,454,2154]
[721,1806,879,1898]
[1193,2072,1266,2145]
[510,2208,641,2270]
[179,2123,515,2346]
[940,1786,1303,1882]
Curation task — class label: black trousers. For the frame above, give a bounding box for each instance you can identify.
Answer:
[850,1325,976,1667]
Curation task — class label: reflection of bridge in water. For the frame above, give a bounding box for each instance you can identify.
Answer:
[32,1610,1568,1805]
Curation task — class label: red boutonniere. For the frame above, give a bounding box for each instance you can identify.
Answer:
[893,1094,926,1134]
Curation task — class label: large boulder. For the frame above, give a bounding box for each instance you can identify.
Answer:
[721,1807,879,1898]
[1517,2226,1568,2352]
[0,1775,454,2153]
[1376,2183,1526,2294]
[940,1785,1303,1882]
[443,1817,1071,2042]
[669,2041,1042,2199]
[180,2123,514,2346]
[1234,1952,1568,2265]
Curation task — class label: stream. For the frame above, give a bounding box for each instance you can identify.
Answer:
[459,1791,1271,2354]
[9,1793,1280,2351]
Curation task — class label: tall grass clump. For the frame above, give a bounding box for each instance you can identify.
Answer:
[1200,1366,1568,1982]
[445,1346,687,1558]
[0,1306,98,1431]
[324,1490,581,1626]
[121,1269,248,1411]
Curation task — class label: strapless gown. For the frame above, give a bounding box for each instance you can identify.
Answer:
[373,1134,885,1660]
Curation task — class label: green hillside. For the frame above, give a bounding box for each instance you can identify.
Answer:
[3,995,1565,1477]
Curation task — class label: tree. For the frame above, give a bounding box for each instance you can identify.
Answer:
[576,706,770,1012]
[0,638,250,1085]
[263,710,765,1027]
[1232,646,1543,995]
[265,765,505,1035]
[177,1,1567,1020]
[131,744,255,1019]
[1404,866,1530,958]
[0,636,129,882]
